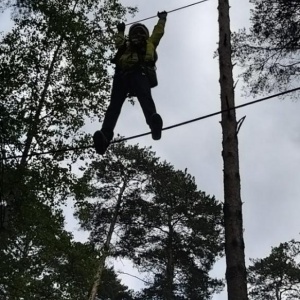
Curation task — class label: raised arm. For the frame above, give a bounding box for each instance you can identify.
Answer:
[149,11,167,48]
[114,22,126,48]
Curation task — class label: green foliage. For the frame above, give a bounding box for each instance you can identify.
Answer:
[0,0,136,219]
[232,0,300,95]
[119,162,224,300]
[0,0,132,164]
[0,0,136,224]
[0,196,83,299]
[98,267,135,300]
[74,141,159,246]
[248,240,300,300]
[73,142,158,299]
[0,195,133,299]
[75,142,224,299]
[0,1,137,298]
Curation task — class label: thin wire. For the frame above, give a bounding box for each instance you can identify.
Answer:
[125,0,209,26]
[113,86,300,143]
[0,1,212,160]
[3,86,300,161]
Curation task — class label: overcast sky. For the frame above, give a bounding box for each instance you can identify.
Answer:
[2,0,300,299]
[97,1,300,298]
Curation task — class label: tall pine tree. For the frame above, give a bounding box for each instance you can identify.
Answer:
[0,1,136,298]
[0,193,133,299]
[74,142,159,299]
[76,142,224,299]
[248,240,300,300]
[119,161,224,300]
[0,0,134,227]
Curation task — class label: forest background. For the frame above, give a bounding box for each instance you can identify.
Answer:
[1,0,300,299]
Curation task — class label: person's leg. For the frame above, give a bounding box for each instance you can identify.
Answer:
[131,70,163,140]
[101,72,128,141]
[94,72,128,154]
[130,70,156,124]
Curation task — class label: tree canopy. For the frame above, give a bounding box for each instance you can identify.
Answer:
[0,0,134,226]
[75,142,224,299]
[248,240,300,300]
[0,193,134,299]
[233,0,300,95]
[1,1,136,298]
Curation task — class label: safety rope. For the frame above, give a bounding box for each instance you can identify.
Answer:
[125,0,209,26]
[2,86,300,161]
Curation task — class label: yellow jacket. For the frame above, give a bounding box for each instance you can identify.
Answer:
[114,19,166,70]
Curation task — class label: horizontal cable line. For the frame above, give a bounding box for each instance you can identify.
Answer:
[0,0,212,162]
[125,0,209,26]
[2,86,300,161]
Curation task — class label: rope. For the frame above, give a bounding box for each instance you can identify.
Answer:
[112,86,300,143]
[125,0,209,26]
[3,86,300,161]
[1,0,212,161]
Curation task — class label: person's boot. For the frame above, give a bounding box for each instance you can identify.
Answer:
[93,130,110,155]
[150,113,163,140]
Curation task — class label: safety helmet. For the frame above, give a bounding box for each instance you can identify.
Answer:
[129,23,149,39]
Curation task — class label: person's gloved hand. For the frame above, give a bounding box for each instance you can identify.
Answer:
[117,22,126,32]
[157,11,167,20]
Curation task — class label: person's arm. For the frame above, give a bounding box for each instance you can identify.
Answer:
[149,11,167,48]
[115,22,126,48]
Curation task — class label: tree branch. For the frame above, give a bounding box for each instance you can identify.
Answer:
[117,271,152,285]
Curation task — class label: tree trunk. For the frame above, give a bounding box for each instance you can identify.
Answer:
[19,0,80,167]
[88,179,127,300]
[165,216,174,300]
[6,1,80,229]
[0,148,5,230]
[20,37,63,167]
[217,1,248,299]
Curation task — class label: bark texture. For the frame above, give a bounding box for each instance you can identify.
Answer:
[88,180,127,300]
[218,1,248,299]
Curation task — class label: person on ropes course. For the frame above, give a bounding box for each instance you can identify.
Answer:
[93,11,167,155]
